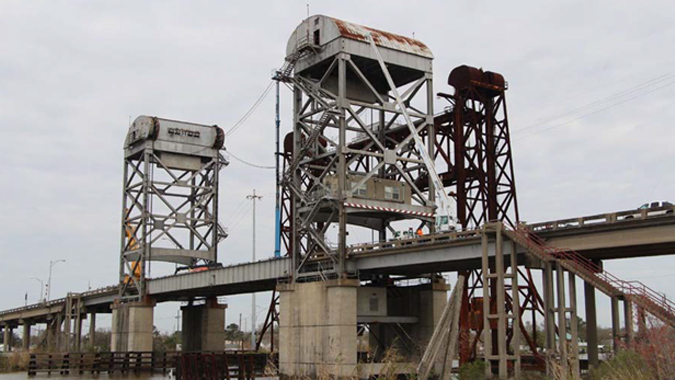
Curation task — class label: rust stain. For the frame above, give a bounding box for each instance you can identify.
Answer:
[330,17,431,56]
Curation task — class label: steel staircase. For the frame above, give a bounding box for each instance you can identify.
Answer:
[275,40,315,82]
[505,226,675,328]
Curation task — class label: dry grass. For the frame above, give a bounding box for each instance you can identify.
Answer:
[547,359,581,380]
[0,352,30,372]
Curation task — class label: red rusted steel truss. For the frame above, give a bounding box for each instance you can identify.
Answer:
[435,65,544,369]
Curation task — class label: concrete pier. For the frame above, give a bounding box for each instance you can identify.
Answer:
[584,281,599,369]
[279,279,359,378]
[2,324,10,352]
[368,279,449,361]
[181,298,227,351]
[111,300,155,352]
[22,322,31,351]
[89,312,96,348]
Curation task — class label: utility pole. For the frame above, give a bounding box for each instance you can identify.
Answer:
[47,259,66,302]
[246,189,262,350]
[274,76,282,258]
[239,313,243,350]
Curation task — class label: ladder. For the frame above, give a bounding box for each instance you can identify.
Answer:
[505,226,675,328]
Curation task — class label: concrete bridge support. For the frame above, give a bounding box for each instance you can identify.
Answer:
[2,324,11,352]
[111,300,155,352]
[47,314,61,351]
[611,296,620,353]
[279,279,359,378]
[584,281,599,369]
[22,322,31,351]
[88,312,96,348]
[181,298,227,351]
[367,279,449,362]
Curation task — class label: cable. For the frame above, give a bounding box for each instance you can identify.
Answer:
[225,81,274,137]
[226,149,275,170]
[228,205,252,232]
[514,76,675,140]
[516,70,675,134]
[223,198,249,225]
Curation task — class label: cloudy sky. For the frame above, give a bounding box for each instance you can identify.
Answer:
[1,1,674,334]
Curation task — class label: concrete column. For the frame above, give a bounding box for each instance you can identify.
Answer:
[584,281,599,369]
[418,278,450,346]
[54,313,62,352]
[75,314,83,352]
[22,322,31,351]
[568,273,580,376]
[181,298,227,351]
[2,325,9,352]
[611,296,620,353]
[279,279,358,378]
[89,312,96,348]
[555,263,568,374]
[111,299,155,352]
[624,299,634,345]
[543,263,555,354]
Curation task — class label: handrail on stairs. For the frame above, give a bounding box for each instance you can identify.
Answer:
[506,225,675,323]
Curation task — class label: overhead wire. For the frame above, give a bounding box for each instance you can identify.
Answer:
[226,149,275,170]
[225,81,274,137]
[514,72,675,140]
[515,70,675,134]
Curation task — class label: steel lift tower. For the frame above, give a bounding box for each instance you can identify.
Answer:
[280,15,438,280]
[114,116,228,351]
[276,16,451,377]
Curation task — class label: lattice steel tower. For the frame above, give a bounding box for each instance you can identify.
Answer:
[279,15,437,280]
[119,116,228,301]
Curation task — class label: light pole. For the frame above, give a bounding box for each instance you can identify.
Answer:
[47,259,66,301]
[31,277,44,303]
[246,189,262,350]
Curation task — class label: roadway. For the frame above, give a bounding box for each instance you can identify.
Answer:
[1,205,674,327]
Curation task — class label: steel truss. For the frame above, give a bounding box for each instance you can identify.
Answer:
[433,66,548,374]
[119,147,227,301]
[283,51,436,280]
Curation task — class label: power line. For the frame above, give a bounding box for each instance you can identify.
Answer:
[225,81,274,137]
[515,70,675,134]
[226,149,275,169]
[514,75,675,140]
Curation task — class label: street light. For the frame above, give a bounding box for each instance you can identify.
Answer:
[47,259,66,302]
[31,277,44,303]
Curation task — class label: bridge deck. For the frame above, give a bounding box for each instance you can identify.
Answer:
[1,206,674,325]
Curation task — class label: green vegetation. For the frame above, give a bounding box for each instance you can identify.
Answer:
[589,350,650,380]
[458,360,486,380]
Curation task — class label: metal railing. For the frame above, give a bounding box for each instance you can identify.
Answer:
[528,205,675,233]
[0,286,118,316]
[507,225,675,325]
[346,228,483,256]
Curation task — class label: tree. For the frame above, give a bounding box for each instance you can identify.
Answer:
[225,323,242,341]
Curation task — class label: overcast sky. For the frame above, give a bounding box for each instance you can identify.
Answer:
[1,1,674,334]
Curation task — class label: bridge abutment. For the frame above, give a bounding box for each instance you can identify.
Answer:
[279,279,359,378]
[111,300,155,352]
[181,298,227,351]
